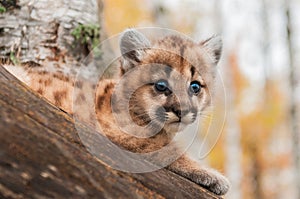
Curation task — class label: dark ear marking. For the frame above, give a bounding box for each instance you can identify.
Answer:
[200,35,222,65]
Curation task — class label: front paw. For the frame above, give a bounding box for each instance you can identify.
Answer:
[187,169,230,195]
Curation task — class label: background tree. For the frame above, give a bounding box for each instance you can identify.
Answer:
[0,0,103,67]
[285,0,300,197]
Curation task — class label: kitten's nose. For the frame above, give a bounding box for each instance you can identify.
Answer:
[172,108,189,118]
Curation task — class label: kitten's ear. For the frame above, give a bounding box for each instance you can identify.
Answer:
[200,35,222,65]
[120,29,150,65]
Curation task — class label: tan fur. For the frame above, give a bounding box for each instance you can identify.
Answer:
[28,68,74,112]
[95,30,229,195]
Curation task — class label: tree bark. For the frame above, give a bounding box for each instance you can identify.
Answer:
[0,0,102,66]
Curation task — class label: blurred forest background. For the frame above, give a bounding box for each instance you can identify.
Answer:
[102,0,299,199]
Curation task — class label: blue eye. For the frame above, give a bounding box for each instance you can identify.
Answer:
[155,80,168,92]
[190,81,201,94]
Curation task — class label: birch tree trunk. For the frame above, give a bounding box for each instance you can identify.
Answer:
[222,55,242,199]
[285,0,300,198]
[218,1,242,199]
[0,0,103,67]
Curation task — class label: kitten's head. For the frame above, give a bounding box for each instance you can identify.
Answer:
[114,29,222,136]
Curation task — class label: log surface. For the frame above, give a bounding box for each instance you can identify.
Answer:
[0,66,222,199]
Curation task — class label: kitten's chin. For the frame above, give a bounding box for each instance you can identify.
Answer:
[164,122,187,134]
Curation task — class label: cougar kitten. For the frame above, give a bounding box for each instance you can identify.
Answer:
[95,29,230,195]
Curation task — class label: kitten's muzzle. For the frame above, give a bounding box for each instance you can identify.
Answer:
[172,107,189,120]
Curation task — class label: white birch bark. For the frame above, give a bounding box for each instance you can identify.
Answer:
[0,0,102,66]
[218,1,242,199]
[285,0,300,198]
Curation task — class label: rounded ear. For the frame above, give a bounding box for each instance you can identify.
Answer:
[119,29,151,64]
[200,35,222,65]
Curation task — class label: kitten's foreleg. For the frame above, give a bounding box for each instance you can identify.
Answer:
[167,155,230,195]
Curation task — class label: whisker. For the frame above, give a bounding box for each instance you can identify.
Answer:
[198,115,213,120]
[198,112,212,116]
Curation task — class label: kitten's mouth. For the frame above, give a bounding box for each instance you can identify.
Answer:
[167,118,190,125]
[170,120,180,123]
[168,121,180,125]
[154,109,196,127]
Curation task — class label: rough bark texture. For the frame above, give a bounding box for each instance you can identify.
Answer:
[0,66,223,199]
[0,0,101,66]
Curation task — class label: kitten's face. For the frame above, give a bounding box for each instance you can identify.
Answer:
[116,30,222,136]
[128,68,200,133]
